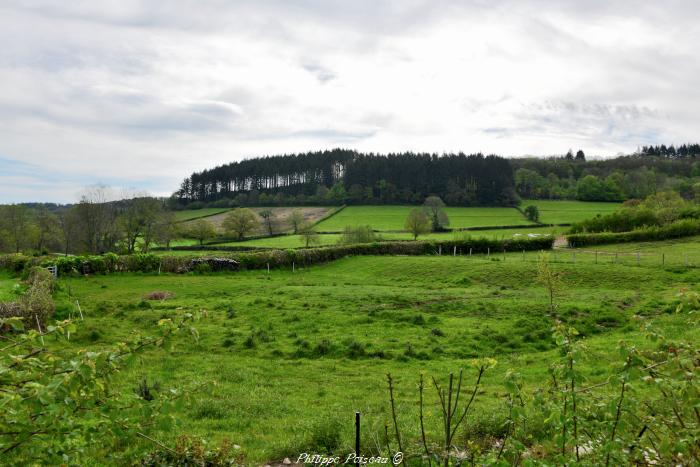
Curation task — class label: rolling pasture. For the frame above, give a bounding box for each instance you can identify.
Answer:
[52,249,698,462]
[208,226,565,250]
[521,199,621,224]
[182,206,332,235]
[174,208,232,222]
[0,272,20,301]
[314,206,532,231]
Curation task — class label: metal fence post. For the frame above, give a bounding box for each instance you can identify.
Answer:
[355,412,360,464]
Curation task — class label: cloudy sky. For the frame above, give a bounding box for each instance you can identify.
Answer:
[1,0,698,202]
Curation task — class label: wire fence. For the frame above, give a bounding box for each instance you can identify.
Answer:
[435,245,700,269]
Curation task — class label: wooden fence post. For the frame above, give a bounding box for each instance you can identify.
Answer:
[595,251,598,264]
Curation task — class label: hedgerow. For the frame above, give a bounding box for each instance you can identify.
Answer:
[567,218,700,247]
[0,237,554,275]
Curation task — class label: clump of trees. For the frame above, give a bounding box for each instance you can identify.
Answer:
[0,187,180,255]
[569,191,691,234]
[222,208,259,241]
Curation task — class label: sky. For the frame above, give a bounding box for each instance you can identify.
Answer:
[1,0,699,203]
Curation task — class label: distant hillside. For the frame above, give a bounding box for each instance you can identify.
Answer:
[174,144,700,208]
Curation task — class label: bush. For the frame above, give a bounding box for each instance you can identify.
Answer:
[0,267,55,331]
[140,435,242,466]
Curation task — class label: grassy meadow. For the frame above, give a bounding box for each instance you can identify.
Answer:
[50,249,698,463]
[203,226,565,250]
[313,206,533,232]
[0,272,20,301]
[521,199,621,224]
[174,208,232,222]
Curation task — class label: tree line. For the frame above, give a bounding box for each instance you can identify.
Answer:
[174,145,700,208]
[0,187,179,255]
[175,149,518,207]
[513,148,700,201]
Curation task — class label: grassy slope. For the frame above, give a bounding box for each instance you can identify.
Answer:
[203,226,565,250]
[522,199,621,224]
[53,251,698,462]
[174,208,232,222]
[314,206,532,231]
[0,272,19,301]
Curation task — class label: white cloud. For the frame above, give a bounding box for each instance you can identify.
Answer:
[0,0,699,202]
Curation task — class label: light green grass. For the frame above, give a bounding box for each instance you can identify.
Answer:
[315,205,532,231]
[0,273,20,301]
[173,208,231,222]
[209,226,565,249]
[51,251,699,462]
[522,199,621,224]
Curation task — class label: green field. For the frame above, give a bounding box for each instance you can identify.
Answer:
[48,248,698,462]
[521,199,621,224]
[205,226,565,250]
[174,208,232,222]
[314,206,533,231]
[0,273,20,301]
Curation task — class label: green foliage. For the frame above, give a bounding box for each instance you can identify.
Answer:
[404,208,431,240]
[523,205,539,222]
[568,218,700,247]
[186,219,217,245]
[222,208,259,241]
[139,435,242,466]
[0,311,201,464]
[339,225,378,244]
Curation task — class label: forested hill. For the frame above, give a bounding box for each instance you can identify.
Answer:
[174,145,700,207]
[176,150,517,206]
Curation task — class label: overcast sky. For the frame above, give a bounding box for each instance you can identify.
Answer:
[1,0,699,202]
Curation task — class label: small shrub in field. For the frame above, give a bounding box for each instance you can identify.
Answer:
[312,339,333,356]
[306,419,342,452]
[140,435,242,466]
[345,339,366,358]
[144,291,175,301]
[222,338,234,348]
[430,327,445,337]
[243,335,256,349]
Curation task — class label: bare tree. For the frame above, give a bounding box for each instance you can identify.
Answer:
[259,209,275,236]
[288,209,304,234]
[299,223,320,247]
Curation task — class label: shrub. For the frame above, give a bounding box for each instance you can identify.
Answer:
[144,291,175,301]
[140,435,242,466]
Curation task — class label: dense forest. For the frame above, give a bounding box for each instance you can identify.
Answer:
[175,150,517,207]
[174,145,700,208]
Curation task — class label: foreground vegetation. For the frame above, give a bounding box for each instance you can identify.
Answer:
[2,248,697,464]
